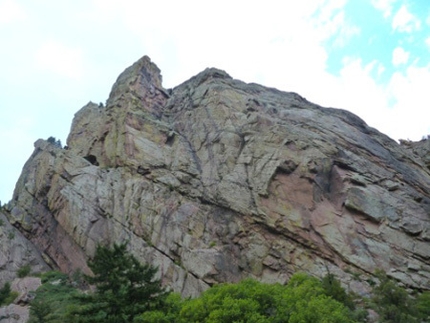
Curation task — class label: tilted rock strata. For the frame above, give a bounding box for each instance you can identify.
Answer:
[8,56,430,297]
[0,211,49,284]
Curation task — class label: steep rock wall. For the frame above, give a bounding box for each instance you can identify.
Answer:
[7,56,430,296]
[0,210,49,285]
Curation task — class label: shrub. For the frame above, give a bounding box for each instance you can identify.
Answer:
[415,291,430,321]
[0,282,18,306]
[371,270,418,323]
[17,264,31,278]
[40,271,68,284]
[28,271,80,323]
[7,231,15,240]
[321,273,355,310]
[177,274,355,323]
[46,136,62,148]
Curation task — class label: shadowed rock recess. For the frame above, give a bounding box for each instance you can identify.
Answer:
[5,56,430,297]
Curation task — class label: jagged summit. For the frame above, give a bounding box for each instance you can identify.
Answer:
[2,56,430,302]
[107,55,164,104]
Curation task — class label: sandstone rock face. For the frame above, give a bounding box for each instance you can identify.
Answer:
[7,56,430,297]
[0,304,29,323]
[0,211,49,285]
[11,277,42,305]
[0,217,46,323]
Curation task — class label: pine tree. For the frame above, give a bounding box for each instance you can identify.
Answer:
[67,243,166,323]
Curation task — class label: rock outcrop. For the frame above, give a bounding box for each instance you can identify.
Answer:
[0,210,49,284]
[5,56,430,297]
[0,277,42,323]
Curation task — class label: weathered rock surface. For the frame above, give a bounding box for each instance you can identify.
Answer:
[6,56,430,297]
[0,304,29,323]
[0,277,42,323]
[0,211,49,284]
[0,211,47,323]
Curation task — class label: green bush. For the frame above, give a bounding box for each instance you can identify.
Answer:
[28,271,80,323]
[26,250,430,323]
[7,230,15,240]
[0,282,12,306]
[0,282,18,306]
[371,270,418,323]
[17,264,31,278]
[174,274,356,323]
[134,293,184,323]
[415,291,430,321]
[321,273,355,310]
[40,271,68,284]
[282,273,355,323]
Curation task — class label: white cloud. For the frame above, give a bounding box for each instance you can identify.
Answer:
[0,0,26,24]
[0,117,36,202]
[310,57,430,141]
[371,0,397,18]
[321,58,389,128]
[387,64,430,139]
[377,63,386,77]
[81,0,352,87]
[392,5,421,32]
[392,47,410,66]
[35,42,84,79]
[2,0,430,204]
[319,10,360,48]
[79,0,426,142]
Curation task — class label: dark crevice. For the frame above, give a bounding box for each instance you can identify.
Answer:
[83,155,99,166]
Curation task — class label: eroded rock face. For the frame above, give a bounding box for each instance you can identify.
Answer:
[0,212,47,323]
[0,211,49,285]
[7,55,430,297]
[0,304,29,323]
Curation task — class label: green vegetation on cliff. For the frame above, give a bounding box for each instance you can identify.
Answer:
[0,282,18,306]
[28,244,430,323]
[28,271,79,323]
[66,243,166,323]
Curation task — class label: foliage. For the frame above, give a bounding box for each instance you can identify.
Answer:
[321,273,355,310]
[25,249,430,323]
[17,264,32,278]
[0,282,14,306]
[66,243,166,323]
[371,270,418,323]
[179,278,283,323]
[47,136,62,148]
[415,291,430,321]
[28,271,80,323]
[282,273,355,323]
[40,271,69,284]
[175,274,355,323]
[7,230,15,240]
[134,293,184,323]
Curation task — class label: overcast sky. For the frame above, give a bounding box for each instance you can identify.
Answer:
[0,0,429,203]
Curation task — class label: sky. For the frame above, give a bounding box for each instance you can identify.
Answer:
[0,0,429,203]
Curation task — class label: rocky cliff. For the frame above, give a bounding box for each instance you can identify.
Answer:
[3,56,430,297]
